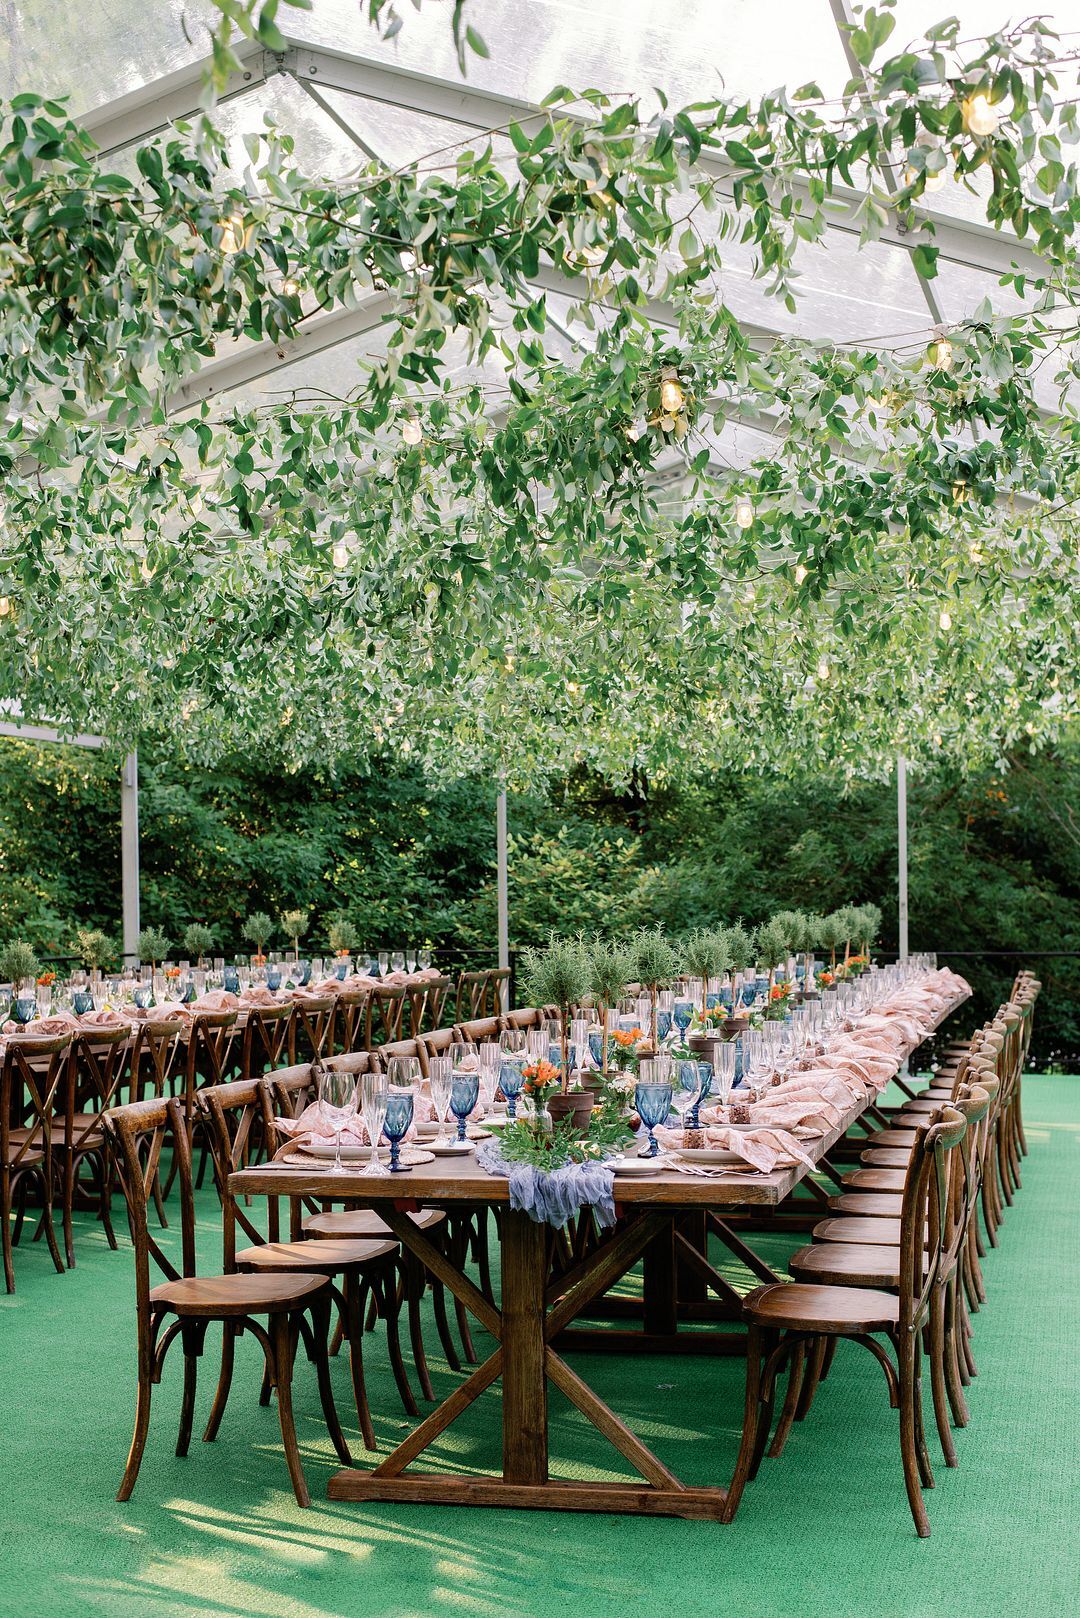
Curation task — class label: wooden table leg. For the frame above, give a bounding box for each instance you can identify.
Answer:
[642,1216,678,1335]
[501,1211,548,1485]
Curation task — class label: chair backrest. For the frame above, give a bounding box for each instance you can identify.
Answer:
[68,1024,131,1155]
[239,1002,293,1079]
[364,985,406,1049]
[180,1009,239,1104]
[197,1077,284,1258]
[898,1106,968,1334]
[373,1038,424,1077]
[455,969,495,1024]
[0,1033,72,1175]
[290,994,336,1064]
[129,1017,185,1102]
[455,1015,502,1045]
[102,1095,195,1343]
[334,988,370,1055]
[502,1006,544,1032]
[405,975,453,1040]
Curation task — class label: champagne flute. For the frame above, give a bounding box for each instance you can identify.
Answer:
[428,1055,453,1144]
[358,1072,389,1176]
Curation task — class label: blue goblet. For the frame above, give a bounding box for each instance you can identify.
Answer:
[634,1080,673,1158]
[133,985,152,1010]
[12,995,36,1024]
[450,1074,479,1142]
[588,1031,603,1069]
[223,966,240,994]
[383,1093,414,1173]
[673,1001,693,1038]
[688,1062,713,1130]
[72,990,94,1016]
[265,966,282,991]
[657,1009,673,1043]
[334,960,348,982]
[498,1058,525,1119]
[298,960,312,986]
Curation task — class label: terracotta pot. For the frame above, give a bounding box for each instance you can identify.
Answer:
[548,1091,596,1132]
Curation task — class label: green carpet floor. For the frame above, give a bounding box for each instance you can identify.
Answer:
[2,1074,1078,1618]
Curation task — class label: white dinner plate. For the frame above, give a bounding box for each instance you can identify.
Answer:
[428,1138,476,1156]
[299,1140,373,1160]
[609,1155,669,1175]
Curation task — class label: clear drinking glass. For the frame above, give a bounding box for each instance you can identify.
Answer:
[319,1068,358,1175]
[428,1055,453,1143]
[378,951,390,976]
[478,1042,501,1104]
[391,951,406,973]
[358,1072,389,1176]
[713,1041,737,1109]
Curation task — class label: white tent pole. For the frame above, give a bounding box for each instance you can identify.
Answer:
[897,753,909,963]
[496,786,509,1010]
[121,750,141,964]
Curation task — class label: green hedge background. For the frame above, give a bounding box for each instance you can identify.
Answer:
[0,739,1075,1066]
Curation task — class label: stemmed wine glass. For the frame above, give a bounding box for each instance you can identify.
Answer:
[382,1093,414,1173]
[672,1060,702,1130]
[478,1042,501,1106]
[358,1072,389,1176]
[449,1073,479,1143]
[391,951,406,973]
[634,1076,673,1158]
[673,998,693,1040]
[713,1041,737,1113]
[428,1055,453,1144]
[497,1057,525,1117]
[319,1067,358,1175]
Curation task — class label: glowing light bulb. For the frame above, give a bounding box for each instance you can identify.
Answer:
[218,212,245,254]
[280,276,299,297]
[929,337,953,371]
[566,681,580,694]
[933,733,942,747]
[794,564,807,584]
[969,540,983,562]
[817,656,830,680]
[401,417,423,446]
[0,596,9,617]
[924,168,947,194]
[734,494,755,530]
[963,93,999,137]
[660,376,685,414]
[939,607,953,631]
[333,540,348,569]
[141,557,154,582]
[626,420,645,442]
[1024,721,1035,736]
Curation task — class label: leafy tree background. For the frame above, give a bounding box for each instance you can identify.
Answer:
[0,739,1074,1066]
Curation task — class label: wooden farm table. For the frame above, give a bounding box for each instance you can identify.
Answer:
[229,990,969,1521]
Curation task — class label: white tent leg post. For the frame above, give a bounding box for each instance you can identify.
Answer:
[121,750,141,966]
[897,753,909,963]
[496,787,509,1011]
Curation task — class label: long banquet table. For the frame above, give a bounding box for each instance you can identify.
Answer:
[229,984,969,1521]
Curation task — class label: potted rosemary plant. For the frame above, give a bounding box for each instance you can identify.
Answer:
[632,927,678,1051]
[181,923,215,968]
[587,937,633,1076]
[520,935,592,1127]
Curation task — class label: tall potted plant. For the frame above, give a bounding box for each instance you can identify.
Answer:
[520,935,591,1121]
[75,927,116,976]
[136,927,171,976]
[834,903,862,970]
[587,937,633,1076]
[279,909,309,961]
[632,927,679,1051]
[241,911,273,964]
[181,923,216,967]
[755,917,792,1005]
[817,910,846,973]
[0,940,41,1022]
[681,928,729,1019]
[856,902,882,967]
[723,922,754,1030]
[327,915,359,959]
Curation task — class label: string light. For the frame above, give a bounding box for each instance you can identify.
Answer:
[218,211,246,255]
[939,607,953,631]
[962,93,1000,137]
[928,336,954,371]
[401,417,423,446]
[0,596,9,617]
[734,494,755,530]
[816,655,830,680]
[280,275,300,297]
[794,564,807,584]
[659,373,685,414]
[332,540,348,569]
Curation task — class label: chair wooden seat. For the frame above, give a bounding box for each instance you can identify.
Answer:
[150,1269,330,1317]
[841,1167,907,1191]
[813,1215,905,1246]
[303,1208,445,1239]
[863,1127,920,1148]
[743,1280,898,1332]
[860,1147,914,1167]
[826,1191,904,1216]
[789,1241,900,1288]
[900,1097,949,1114]
[2,1143,43,1168]
[237,1238,398,1272]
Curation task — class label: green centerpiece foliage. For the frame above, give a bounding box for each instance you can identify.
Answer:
[326,915,360,957]
[136,927,171,971]
[241,911,273,958]
[816,911,847,970]
[521,935,591,1089]
[631,927,679,1049]
[75,927,116,973]
[496,1096,633,1172]
[587,937,634,1074]
[181,923,216,965]
[279,909,309,957]
[0,939,41,989]
[682,928,731,1012]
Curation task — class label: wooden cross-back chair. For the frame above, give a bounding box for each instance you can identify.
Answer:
[263,1060,464,1404]
[196,1075,402,1452]
[100,1093,350,1508]
[60,1023,132,1264]
[363,985,406,1050]
[453,1015,503,1046]
[405,975,453,1040]
[728,1108,969,1537]
[1,1033,71,1292]
[288,994,336,1066]
[332,988,370,1056]
[239,1002,293,1080]
[372,1038,425,1077]
[455,967,508,1024]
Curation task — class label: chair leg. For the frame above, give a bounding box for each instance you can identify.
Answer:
[305,1299,353,1466]
[379,1270,419,1418]
[98,1150,119,1251]
[40,1171,66,1277]
[270,1312,310,1508]
[928,1289,958,1467]
[117,1372,154,1502]
[722,1322,766,1522]
[912,1350,934,1490]
[431,1276,462,1372]
[345,1276,377,1451]
[767,1340,804,1458]
[203,1323,236,1442]
[944,1284,970,1428]
[898,1336,932,1538]
[2,1171,15,1294]
[62,1151,76,1269]
[795,1335,828,1421]
[176,1349,199,1457]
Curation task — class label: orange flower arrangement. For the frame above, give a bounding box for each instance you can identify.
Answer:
[164,965,182,979]
[522,1059,560,1095]
[611,1027,644,1050]
[769,981,792,1002]
[36,971,56,986]
[818,969,835,988]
